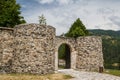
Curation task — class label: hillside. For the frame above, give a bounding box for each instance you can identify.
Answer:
[89,29,120,38]
[89,29,120,70]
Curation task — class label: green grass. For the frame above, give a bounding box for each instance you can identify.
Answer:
[104,69,120,77]
[64,74,74,79]
[58,65,65,69]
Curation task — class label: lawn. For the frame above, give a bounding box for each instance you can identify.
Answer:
[0,73,73,80]
[104,69,120,77]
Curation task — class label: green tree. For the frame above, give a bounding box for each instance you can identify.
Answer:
[65,18,89,38]
[39,14,47,25]
[0,0,26,27]
[58,18,89,63]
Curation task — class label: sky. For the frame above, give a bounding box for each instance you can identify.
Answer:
[16,0,120,35]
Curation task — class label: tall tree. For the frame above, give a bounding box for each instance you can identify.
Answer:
[0,0,26,27]
[39,14,47,25]
[65,18,89,38]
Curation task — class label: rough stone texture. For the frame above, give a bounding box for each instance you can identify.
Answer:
[12,24,55,74]
[0,24,103,74]
[55,36,103,72]
[0,27,14,72]
[76,36,104,71]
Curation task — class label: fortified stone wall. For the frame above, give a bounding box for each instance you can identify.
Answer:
[0,24,104,74]
[0,27,14,72]
[55,36,104,72]
[76,36,104,71]
[12,24,55,74]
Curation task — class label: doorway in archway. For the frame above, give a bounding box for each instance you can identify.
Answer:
[58,43,71,69]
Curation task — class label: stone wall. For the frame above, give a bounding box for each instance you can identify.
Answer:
[0,27,14,72]
[55,36,103,72]
[76,36,104,71]
[12,24,55,74]
[0,24,104,74]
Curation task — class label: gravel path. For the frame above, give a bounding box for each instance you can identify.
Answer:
[58,69,120,80]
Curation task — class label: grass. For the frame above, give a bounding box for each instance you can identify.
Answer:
[58,65,65,69]
[0,73,73,80]
[104,69,120,77]
[63,74,73,79]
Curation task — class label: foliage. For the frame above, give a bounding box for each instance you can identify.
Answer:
[0,0,26,27]
[58,44,66,59]
[58,44,71,59]
[65,18,89,38]
[89,29,120,38]
[59,18,89,61]
[89,29,120,70]
[39,14,46,25]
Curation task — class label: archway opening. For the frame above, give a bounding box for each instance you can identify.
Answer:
[58,43,71,69]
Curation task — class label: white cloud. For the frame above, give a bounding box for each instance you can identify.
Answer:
[35,0,54,4]
[21,0,120,35]
[97,23,120,31]
[35,0,75,5]
[57,0,70,5]
[21,4,27,8]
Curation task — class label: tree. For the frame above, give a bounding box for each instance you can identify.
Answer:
[0,0,26,28]
[65,18,89,38]
[39,14,47,25]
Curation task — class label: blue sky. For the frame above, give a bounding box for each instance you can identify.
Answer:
[16,0,120,35]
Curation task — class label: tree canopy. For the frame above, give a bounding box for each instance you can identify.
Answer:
[0,0,26,27]
[39,14,47,25]
[65,18,89,38]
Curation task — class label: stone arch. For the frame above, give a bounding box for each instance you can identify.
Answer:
[58,43,71,69]
[55,37,77,71]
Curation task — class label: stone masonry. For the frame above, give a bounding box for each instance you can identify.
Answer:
[0,24,104,74]
[0,27,14,72]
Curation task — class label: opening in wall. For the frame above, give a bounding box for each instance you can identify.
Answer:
[58,43,71,69]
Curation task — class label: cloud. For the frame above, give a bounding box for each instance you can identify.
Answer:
[35,0,70,4]
[57,0,70,5]
[56,0,80,5]
[21,4,27,8]
[109,16,120,27]
[17,0,120,35]
[35,0,54,4]
[35,0,89,5]
[95,22,120,31]
[97,8,115,15]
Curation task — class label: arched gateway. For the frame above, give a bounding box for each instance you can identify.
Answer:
[58,43,71,69]
[55,37,77,71]
[0,24,104,74]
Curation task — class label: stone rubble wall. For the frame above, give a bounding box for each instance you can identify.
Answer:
[0,24,104,74]
[12,24,55,74]
[55,36,76,52]
[55,36,103,72]
[0,28,14,72]
[76,36,104,71]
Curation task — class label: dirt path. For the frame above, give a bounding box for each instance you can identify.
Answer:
[58,69,120,80]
